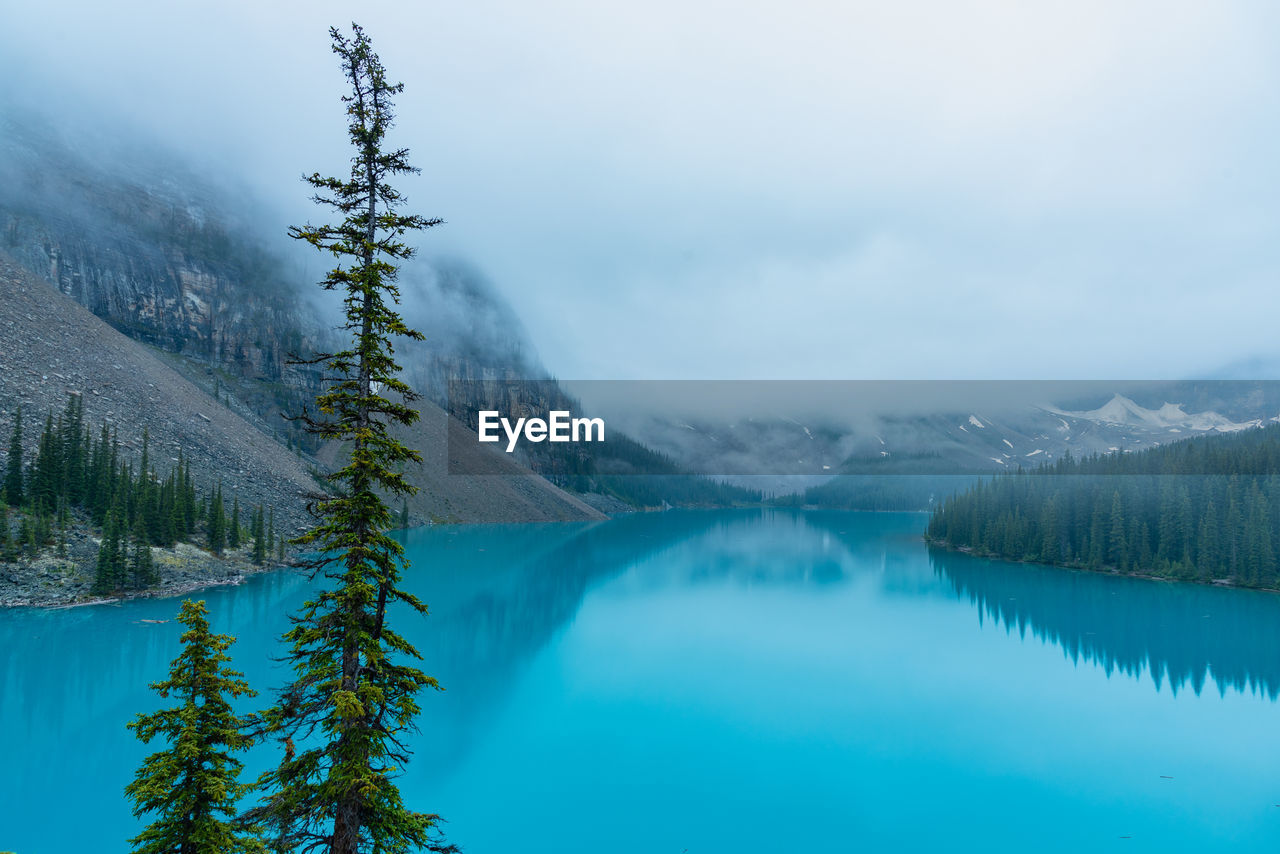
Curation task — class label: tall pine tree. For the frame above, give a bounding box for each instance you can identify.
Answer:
[250,24,453,854]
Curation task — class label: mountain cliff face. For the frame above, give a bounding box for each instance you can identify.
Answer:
[0,114,557,402]
[0,249,321,533]
[0,114,315,381]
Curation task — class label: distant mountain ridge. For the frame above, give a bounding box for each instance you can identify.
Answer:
[614,385,1280,484]
[1045,394,1267,434]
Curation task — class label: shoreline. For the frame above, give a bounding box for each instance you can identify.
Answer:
[0,535,300,610]
[924,536,1280,595]
[2,563,290,610]
[6,506,902,610]
[39,570,279,610]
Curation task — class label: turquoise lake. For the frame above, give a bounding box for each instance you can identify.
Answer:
[3,509,1280,852]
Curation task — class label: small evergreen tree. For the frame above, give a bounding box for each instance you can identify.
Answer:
[61,396,86,506]
[56,498,69,558]
[34,510,51,551]
[30,410,61,514]
[207,485,226,556]
[20,512,37,557]
[95,502,127,593]
[4,408,23,507]
[228,497,241,549]
[130,516,159,589]
[251,505,266,566]
[90,423,113,522]
[15,512,30,557]
[126,599,263,854]
[183,461,198,536]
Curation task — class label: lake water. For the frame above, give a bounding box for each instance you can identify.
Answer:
[3,509,1280,852]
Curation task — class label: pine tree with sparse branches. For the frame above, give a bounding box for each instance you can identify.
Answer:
[126,599,263,854]
[248,23,453,854]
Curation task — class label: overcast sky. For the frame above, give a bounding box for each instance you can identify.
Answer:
[4,1,1280,381]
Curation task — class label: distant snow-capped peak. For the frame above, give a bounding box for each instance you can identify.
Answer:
[1045,394,1259,433]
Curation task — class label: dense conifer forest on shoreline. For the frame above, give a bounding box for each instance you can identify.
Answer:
[2,394,283,594]
[926,425,1280,588]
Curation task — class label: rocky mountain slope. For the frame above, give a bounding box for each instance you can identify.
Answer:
[0,250,321,532]
[1,247,603,527]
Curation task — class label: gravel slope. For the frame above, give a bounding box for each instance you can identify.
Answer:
[0,251,319,534]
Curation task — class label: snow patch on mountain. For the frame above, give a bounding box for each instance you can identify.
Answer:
[1046,394,1260,434]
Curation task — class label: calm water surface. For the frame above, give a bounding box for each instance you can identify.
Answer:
[3,509,1280,852]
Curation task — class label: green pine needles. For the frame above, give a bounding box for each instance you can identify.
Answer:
[126,600,262,854]
[249,23,454,854]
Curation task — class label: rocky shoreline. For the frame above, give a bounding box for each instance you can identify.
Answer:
[0,520,294,609]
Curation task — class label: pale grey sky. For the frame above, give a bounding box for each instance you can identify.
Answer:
[4,0,1280,380]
